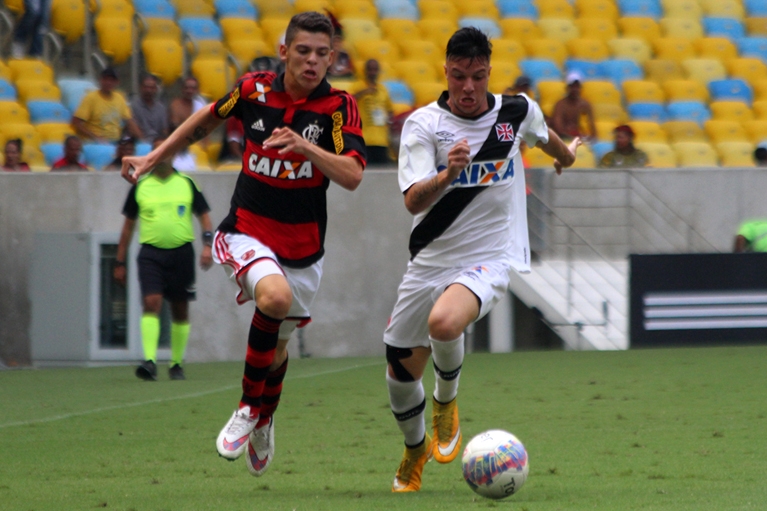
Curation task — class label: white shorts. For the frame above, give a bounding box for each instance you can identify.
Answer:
[213,231,323,338]
[383,261,512,349]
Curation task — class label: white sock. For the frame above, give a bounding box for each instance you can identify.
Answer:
[386,371,426,447]
[430,334,464,404]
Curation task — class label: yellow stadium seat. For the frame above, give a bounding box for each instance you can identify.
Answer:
[418,0,459,22]
[139,17,182,42]
[662,79,708,102]
[380,19,420,42]
[187,143,211,170]
[608,38,651,63]
[573,18,617,42]
[176,0,215,16]
[636,142,678,167]
[253,0,294,18]
[392,60,440,89]
[595,120,617,141]
[94,16,133,64]
[456,0,499,18]
[228,39,273,70]
[340,18,382,47]
[623,80,665,103]
[661,0,701,19]
[396,40,437,63]
[728,58,767,86]
[537,80,566,104]
[353,59,396,81]
[592,103,628,123]
[681,59,726,85]
[754,100,767,119]
[704,120,749,143]
[644,59,685,84]
[95,0,134,18]
[35,122,75,143]
[260,17,292,50]
[15,80,61,103]
[673,141,718,167]
[5,0,24,14]
[191,57,235,101]
[412,81,445,107]
[524,146,555,168]
[488,61,521,94]
[582,81,622,106]
[25,144,46,168]
[492,39,526,63]
[215,161,242,171]
[751,79,767,101]
[352,39,398,66]
[569,144,596,168]
[499,19,541,42]
[293,0,331,12]
[695,37,738,64]
[710,101,754,122]
[537,0,575,19]
[700,0,744,20]
[418,19,458,49]
[8,59,54,82]
[628,121,667,143]
[745,18,767,37]
[717,141,755,167]
[335,0,378,21]
[0,101,30,124]
[567,38,610,60]
[662,121,707,143]
[142,38,184,87]
[575,0,619,20]
[219,18,263,47]
[0,61,10,81]
[659,18,703,41]
[617,17,660,43]
[0,123,42,151]
[51,0,86,44]
[537,19,580,43]
[524,38,567,67]
[743,120,767,144]
[189,39,227,59]
[652,38,696,63]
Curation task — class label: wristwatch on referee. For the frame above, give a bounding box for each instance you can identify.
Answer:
[202,231,213,247]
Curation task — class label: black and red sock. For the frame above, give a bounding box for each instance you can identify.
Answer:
[240,308,282,419]
[257,354,288,428]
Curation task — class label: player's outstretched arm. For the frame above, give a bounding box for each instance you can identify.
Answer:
[121,106,223,184]
[537,129,581,175]
[403,139,471,215]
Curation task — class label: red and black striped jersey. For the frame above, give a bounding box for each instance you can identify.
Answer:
[211,71,367,268]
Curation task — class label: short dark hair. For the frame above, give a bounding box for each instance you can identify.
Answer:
[446,27,492,63]
[140,73,159,85]
[5,138,22,153]
[755,147,767,162]
[284,11,334,47]
[64,135,81,147]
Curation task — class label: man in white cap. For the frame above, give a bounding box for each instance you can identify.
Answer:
[551,71,596,142]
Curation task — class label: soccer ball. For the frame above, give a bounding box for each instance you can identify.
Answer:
[461,429,529,499]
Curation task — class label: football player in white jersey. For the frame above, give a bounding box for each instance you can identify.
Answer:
[385,27,581,492]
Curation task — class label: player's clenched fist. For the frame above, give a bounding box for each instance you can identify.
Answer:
[447,139,471,178]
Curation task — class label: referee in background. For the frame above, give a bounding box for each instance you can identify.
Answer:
[114,139,213,381]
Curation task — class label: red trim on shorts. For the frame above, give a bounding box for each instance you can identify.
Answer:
[234,256,285,305]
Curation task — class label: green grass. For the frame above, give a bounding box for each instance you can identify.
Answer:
[1,346,766,510]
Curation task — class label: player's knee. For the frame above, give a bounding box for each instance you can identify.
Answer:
[428,310,464,341]
[142,294,163,314]
[255,281,292,318]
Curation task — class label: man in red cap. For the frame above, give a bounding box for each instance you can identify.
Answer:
[599,124,649,168]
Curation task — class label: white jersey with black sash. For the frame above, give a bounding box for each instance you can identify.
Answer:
[398,92,549,273]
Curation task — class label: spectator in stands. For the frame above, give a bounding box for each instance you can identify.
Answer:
[325,11,354,79]
[734,219,767,253]
[105,136,136,171]
[72,67,142,143]
[218,116,244,163]
[51,135,88,171]
[11,0,51,59]
[2,139,31,171]
[504,75,533,97]
[130,74,168,142]
[754,147,767,167]
[598,125,648,168]
[169,76,206,132]
[551,72,596,142]
[353,59,393,164]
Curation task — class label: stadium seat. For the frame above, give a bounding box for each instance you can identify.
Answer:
[191,57,235,101]
[702,17,746,39]
[573,19,618,43]
[5,0,24,14]
[746,0,767,16]
[382,80,414,110]
[380,19,419,42]
[215,0,257,18]
[15,80,61,104]
[536,80,567,108]
[524,39,567,67]
[652,38,696,63]
[728,58,767,86]
[567,39,610,61]
[623,80,664,102]
[681,59,726,85]
[259,17,293,49]
[709,79,753,103]
[737,37,767,64]
[8,59,54,83]
[392,60,439,89]
[617,0,662,19]
[138,17,182,42]
[456,0,499,19]
[377,0,417,20]
[537,19,579,43]
[644,59,684,84]
[617,17,660,42]
[0,122,41,151]
[537,0,575,19]
[175,0,215,17]
[709,101,754,122]
[743,120,767,144]
[520,59,563,82]
[50,0,86,44]
[135,141,152,156]
[228,39,272,70]
[569,144,596,168]
[591,140,614,159]
[458,18,501,39]
[627,121,666,143]
[594,121,617,141]
[662,120,707,143]
[219,18,263,47]
[35,122,75,143]
[294,0,330,13]
[660,18,704,41]
[178,17,223,41]
[253,0,294,18]
[141,39,184,87]
[661,0,702,19]
[582,81,622,106]
[576,0,619,20]
[0,79,16,100]
[524,146,555,168]
[488,61,521,94]
[94,0,134,18]
[637,142,677,167]
[26,101,70,123]
[0,61,10,81]
[745,18,767,37]
[418,0,459,22]
[412,82,445,107]
[497,0,538,19]
[695,37,738,64]
[94,16,133,64]
[717,141,756,167]
[499,19,541,42]
[599,60,644,87]
[753,79,767,102]
[0,101,30,123]
[704,120,749,143]
[628,102,666,122]
[82,142,117,171]
[701,0,745,20]
[666,101,711,124]
[417,19,455,49]
[335,0,378,21]
[492,39,526,63]
[133,0,175,18]
[57,78,96,113]
[608,38,652,63]
[592,103,628,123]
[663,80,708,102]
[565,59,603,81]
[754,100,767,119]
[40,142,65,166]
[358,39,400,66]
[673,141,718,167]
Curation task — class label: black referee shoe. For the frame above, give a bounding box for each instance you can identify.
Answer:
[169,364,186,381]
[135,360,157,381]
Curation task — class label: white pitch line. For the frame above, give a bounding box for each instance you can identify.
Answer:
[0,361,382,430]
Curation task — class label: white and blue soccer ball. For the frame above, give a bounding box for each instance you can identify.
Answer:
[461,429,529,499]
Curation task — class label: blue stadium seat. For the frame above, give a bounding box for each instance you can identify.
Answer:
[745,0,767,16]
[708,78,753,103]
[459,18,502,39]
[58,78,97,113]
[497,0,539,19]
[520,59,562,82]
[736,37,767,64]
[0,78,17,100]
[591,141,614,161]
[599,59,644,87]
[376,0,418,20]
[133,0,175,18]
[82,142,117,171]
[702,18,745,39]
[26,101,71,123]
[135,141,152,157]
[628,102,667,122]
[178,18,223,41]
[383,80,414,106]
[565,60,603,81]
[215,0,257,19]
[667,101,711,125]
[618,0,662,19]
[40,142,64,166]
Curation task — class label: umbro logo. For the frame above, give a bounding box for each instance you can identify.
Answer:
[436,131,455,143]
[251,119,265,131]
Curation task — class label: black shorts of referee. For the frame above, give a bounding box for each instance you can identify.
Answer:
[137,243,196,301]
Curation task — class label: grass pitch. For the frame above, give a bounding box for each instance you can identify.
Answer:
[1,346,765,511]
